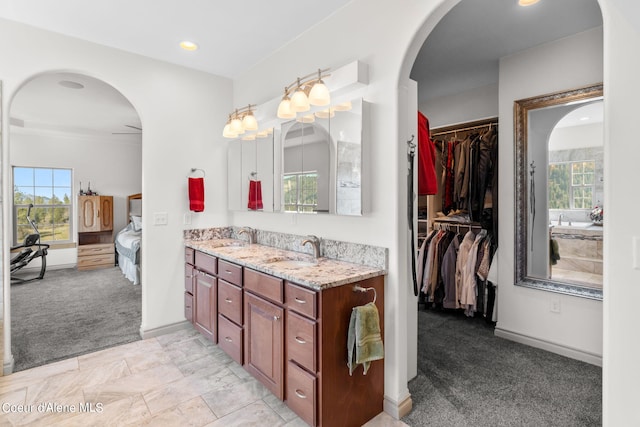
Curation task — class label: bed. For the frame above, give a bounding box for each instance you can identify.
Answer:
[116,193,142,284]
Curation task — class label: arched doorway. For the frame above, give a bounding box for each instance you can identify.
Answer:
[6,71,142,372]
[397,0,604,422]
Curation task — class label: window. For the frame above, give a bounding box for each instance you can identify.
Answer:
[13,167,72,244]
[548,161,595,210]
[283,172,318,213]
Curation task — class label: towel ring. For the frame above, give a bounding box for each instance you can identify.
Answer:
[353,285,376,304]
[188,168,205,178]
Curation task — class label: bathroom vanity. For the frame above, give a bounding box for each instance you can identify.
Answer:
[184,236,386,427]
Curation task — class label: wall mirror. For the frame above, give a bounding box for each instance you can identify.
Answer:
[514,83,603,300]
[227,130,276,212]
[280,97,364,215]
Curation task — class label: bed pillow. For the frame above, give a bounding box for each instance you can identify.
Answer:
[131,215,142,232]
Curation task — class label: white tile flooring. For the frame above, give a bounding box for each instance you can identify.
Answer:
[0,326,408,427]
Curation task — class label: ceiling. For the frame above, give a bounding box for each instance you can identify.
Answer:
[3,0,603,136]
[411,0,603,102]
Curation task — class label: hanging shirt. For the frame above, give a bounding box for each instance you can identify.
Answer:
[417,112,438,195]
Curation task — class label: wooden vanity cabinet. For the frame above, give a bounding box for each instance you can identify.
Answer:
[192,251,217,343]
[184,248,195,323]
[217,259,244,365]
[285,276,385,427]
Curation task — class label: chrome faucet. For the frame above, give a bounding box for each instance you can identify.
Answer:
[557,214,563,226]
[302,235,321,259]
[238,227,255,244]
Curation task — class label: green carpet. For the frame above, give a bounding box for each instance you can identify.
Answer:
[403,309,601,426]
[11,267,141,372]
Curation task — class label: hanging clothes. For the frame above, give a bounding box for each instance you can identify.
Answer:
[417,112,438,196]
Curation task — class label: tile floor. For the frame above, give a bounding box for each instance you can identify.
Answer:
[0,326,408,427]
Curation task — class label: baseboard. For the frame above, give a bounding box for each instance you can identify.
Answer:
[494,327,602,367]
[140,321,192,340]
[383,392,413,419]
[3,354,15,376]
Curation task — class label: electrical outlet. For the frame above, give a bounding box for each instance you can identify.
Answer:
[551,299,561,313]
[183,212,192,225]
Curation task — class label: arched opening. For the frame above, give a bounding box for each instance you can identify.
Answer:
[6,71,142,372]
[397,0,604,422]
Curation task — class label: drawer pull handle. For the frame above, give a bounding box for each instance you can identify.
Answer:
[273,315,281,321]
[225,298,233,303]
[294,297,307,304]
[226,270,233,275]
[224,337,232,342]
[295,336,306,344]
[295,390,307,399]
[186,275,193,279]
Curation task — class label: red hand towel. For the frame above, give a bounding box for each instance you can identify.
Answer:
[189,177,205,212]
[248,180,263,210]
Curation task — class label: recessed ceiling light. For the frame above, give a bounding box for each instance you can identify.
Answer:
[519,0,540,6]
[58,80,84,89]
[180,41,198,51]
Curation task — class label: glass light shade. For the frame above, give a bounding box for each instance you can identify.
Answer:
[291,89,310,112]
[333,101,352,111]
[242,113,258,131]
[242,134,256,141]
[315,108,335,119]
[223,123,237,138]
[308,81,330,106]
[230,117,245,134]
[518,0,539,5]
[296,114,315,123]
[256,130,269,138]
[277,99,296,119]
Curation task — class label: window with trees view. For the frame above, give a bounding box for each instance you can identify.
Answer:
[548,161,595,210]
[13,167,72,244]
[283,172,318,213]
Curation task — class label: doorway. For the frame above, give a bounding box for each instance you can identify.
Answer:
[7,71,143,372]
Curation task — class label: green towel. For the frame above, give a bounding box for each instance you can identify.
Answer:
[347,302,384,375]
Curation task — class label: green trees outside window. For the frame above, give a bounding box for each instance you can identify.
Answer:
[548,161,595,211]
[13,167,72,243]
[283,172,318,213]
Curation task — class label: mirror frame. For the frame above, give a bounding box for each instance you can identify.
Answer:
[514,83,603,300]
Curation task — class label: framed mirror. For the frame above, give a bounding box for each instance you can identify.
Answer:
[514,83,603,300]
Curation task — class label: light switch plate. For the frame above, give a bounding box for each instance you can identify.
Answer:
[153,212,168,226]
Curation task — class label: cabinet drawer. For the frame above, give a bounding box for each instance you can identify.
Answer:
[77,253,115,270]
[287,311,317,373]
[184,292,193,323]
[218,259,243,287]
[244,268,284,304]
[218,279,243,325]
[218,314,243,365]
[78,243,114,257]
[195,251,217,275]
[285,282,317,319]
[286,361,317,427]
[185,247,194,265]
[185,264,194,293]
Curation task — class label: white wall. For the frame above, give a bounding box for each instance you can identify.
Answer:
[10,130,142,267]
[0,18,234,369]
[550,122,604,150]
[497,27,604,362]
[420,83,499,128]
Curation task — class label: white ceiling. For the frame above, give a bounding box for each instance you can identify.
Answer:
[411,0,603,102]
[0,0,353,78]
[3,0,604,136]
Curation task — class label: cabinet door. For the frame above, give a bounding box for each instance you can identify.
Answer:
[244,291,284,399]
[99,196,113,231]
[78,196,100,232]
[194,270,217,342]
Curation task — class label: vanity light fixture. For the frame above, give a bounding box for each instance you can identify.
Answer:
[222,104,259,138]
[315,107,335,119]
[518,0,540,6]
[296,114,316,123]
[277,68,331,119]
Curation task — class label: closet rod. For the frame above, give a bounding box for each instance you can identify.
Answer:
[431,122,498,137]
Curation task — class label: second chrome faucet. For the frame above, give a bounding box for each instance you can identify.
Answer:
[238,227,256,244]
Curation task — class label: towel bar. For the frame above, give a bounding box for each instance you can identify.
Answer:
[353,285,376,304]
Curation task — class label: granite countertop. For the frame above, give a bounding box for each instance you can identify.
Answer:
[185,238,386,291]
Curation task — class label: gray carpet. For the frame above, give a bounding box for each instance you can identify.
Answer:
[402,309,601,427]
[11,267,141,372]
